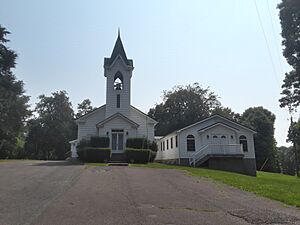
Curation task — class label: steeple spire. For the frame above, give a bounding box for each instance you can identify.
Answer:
[104,30,133,67]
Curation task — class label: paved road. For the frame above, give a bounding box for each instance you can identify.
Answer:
[0,161,300,225]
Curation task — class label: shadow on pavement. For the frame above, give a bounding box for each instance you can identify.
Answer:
[33,160,84,167]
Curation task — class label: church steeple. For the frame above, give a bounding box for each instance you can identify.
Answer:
[104,30,133,68]
[103,31,134,118]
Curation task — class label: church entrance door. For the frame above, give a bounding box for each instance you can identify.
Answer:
[111,129,124,152]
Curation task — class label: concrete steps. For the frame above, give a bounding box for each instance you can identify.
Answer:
[108,153,128,166]
[108,161,128,166]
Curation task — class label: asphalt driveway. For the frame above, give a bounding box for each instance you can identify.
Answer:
[0,161,300,225]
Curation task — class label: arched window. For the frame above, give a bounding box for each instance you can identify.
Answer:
[221,135,226,139]
[213,135,218,139]
[239,135,248,152]
[187,135,195,151]
[114,71,123,90]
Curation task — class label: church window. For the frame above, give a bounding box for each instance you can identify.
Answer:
[171,137,173,149]
[117,94,120,108]
[175,135,178,147]
[114,71,123,90]
[187,135,195,151]
[166,139,169,150]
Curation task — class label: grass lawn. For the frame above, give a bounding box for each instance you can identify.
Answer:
[132,163,300,208]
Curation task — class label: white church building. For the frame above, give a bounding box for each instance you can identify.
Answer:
[70,32,157,157]
[70,33,257,176]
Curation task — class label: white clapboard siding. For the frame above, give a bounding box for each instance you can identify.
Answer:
[129,106,155,141]
[155,132,179,160]
[77,106,106,140]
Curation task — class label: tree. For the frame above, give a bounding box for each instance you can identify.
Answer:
[25,91,76,159]
[148,83,220,136]
[211,106,241,121]
[277,146,296,175]
[287,119,300,177]
[76,99,94,118]
[278,0,300,111]
[278,0,300,177]
[0,25,30,158]
[241,107,277,172]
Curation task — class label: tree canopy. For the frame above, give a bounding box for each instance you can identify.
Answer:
[0,25,30,158]
[287,119,300,176]
[76,98,94,118]
[240,107,277,172]
[278,0,300,112]
[25,91,76,159]
[148,83,220,136]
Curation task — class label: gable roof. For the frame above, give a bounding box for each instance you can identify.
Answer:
[104,33,133,67]
[177,114,256,134]
[75,104,106,121]
[198,122,240,133]
[130,105,158,124]
[96,113,139,128]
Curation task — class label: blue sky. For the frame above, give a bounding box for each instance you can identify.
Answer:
[0,0,292,146]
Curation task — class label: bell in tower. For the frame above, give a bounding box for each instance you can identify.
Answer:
[103,31,134,118]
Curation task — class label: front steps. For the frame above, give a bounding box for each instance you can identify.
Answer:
[108,162,128,166]
[108,153,128,166]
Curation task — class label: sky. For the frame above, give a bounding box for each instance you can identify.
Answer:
[0,0,293,146]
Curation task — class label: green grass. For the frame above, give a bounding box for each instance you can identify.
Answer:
[0,159,30,163]
[132,163,300,208]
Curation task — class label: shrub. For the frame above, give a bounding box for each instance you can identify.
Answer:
[90,136,109,148]
[149,150,157,162]
[77,147,111,163]
[76,139,90,151]
[126,138,157,152]
[125,148,150,164]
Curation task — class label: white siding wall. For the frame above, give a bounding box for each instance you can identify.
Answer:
[156,116,256,161]
[155,133,179,160]
[129,107,155,141]
[77,107,106,141]
[98,116,138,149]
[178,117,256,159]
[76,105,156,143]
[105,57,132,118]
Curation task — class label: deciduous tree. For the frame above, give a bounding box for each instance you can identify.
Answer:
[25,91,76,159]
[241,107,277,172]
[0,25,30,158]
[76,99,94,118]
[148,83,220,136]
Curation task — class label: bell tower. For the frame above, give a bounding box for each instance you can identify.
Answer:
[104,31,134,118]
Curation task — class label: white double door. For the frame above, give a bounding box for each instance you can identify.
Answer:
[111,130,124,152]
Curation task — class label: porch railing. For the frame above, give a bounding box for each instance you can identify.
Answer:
[189,144,243,167]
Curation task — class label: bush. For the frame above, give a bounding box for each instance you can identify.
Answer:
[149,150,156,162]
[125,148,150,163]
[90,136,109,148]
[126,138,157,152]
[77,147,111,163]
[76,139,90,151]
